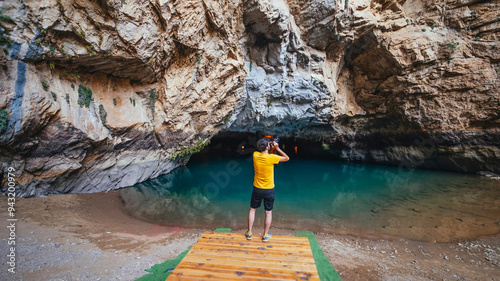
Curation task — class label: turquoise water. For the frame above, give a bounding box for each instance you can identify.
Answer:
[119,157,500,242]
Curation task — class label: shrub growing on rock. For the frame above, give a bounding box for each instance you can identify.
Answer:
[0,109,9,133]
[77,85,92,108]
[99,104,107,126]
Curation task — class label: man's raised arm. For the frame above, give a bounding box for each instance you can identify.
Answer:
[272,143,289,162]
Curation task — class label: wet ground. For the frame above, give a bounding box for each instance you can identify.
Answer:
[1,191,499,280]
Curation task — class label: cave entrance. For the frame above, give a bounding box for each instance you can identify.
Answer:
[118,131,500,242]
[190,131,337,162]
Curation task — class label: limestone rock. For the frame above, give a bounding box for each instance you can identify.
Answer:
[0,0,245,196]
[0,0,498,196]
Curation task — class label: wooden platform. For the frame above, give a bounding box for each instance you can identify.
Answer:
[166,231,320,280]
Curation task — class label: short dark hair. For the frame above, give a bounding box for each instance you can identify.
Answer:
[257,138,270,152]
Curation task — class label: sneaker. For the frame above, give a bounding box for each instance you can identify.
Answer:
[262,233,272,242]
[245,230,252,240]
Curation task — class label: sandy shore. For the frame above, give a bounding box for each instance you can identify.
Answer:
[1,191,499,281]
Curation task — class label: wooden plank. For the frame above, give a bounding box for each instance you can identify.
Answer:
[177,260,318,274]
[184,252,316,267]
[191,244,315,257]
[168,272,315,281]
[201,232,311,244]
[200,232,311,244]
[182,255,318,271]
[196,239,311,248]
[197,240,310,249]
[191,243,314,255]
[175,262,317,276]
[166,231,320,280]
[169,265,319,280]
[187,248,316,263]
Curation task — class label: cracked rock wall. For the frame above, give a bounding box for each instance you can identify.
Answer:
[0,0,245,196]
[0,0,498,196]
[231,0,499,173]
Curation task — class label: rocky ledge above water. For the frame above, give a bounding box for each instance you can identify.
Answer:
[0,0,498,197]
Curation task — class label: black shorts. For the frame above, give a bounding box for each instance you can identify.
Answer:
[250,187,275,211]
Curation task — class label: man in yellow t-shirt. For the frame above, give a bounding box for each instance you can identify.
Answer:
[246,137,289,242]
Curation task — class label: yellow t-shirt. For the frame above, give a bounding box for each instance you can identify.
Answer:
[253,151,282,189]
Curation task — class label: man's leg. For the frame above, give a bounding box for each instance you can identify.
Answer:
[248,207,256,233]
[263,210,272,236]
[263,188,275,237]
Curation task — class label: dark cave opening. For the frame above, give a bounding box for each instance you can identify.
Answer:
[189,129,500,175]
[190,131,340,162]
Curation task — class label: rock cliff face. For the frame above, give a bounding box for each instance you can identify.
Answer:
[234,0,499,173]
[0,0,498,196]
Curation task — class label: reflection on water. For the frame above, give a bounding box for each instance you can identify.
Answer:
[119,158,500,242]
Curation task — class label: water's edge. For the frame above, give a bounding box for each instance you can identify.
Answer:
[120,157,500,242]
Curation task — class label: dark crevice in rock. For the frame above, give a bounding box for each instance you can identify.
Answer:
[208,128,500,174]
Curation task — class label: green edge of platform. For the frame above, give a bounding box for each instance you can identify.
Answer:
[295,230,342,281]
[136,228,341,281]
[135,228,231,281]
[214,227,232,233]
[135,248,190,281]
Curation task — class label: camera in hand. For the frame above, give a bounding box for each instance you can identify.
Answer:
[274,137,280,143]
